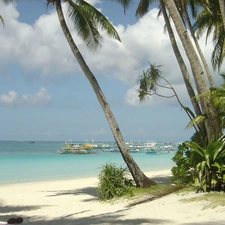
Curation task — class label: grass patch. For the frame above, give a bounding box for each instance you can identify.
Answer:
[124,184,182,207]
[181,191,225,209]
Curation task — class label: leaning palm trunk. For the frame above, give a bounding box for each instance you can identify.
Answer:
[218,0,225,31]
[164,0,222,142]
[55,0,156,188]
[159,0,207,140]
[183,7,215,88]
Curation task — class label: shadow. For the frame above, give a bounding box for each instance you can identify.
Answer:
[0,204,43,223]
[10,211,173,225]
[0,203,224,225]
[0,205,42,213]
[180,221,225,225]
[151,175,172,185]
[45,186,98,203]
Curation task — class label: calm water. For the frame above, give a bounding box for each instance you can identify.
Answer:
[0,141,176,185]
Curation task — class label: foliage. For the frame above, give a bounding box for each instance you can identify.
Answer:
[64,0,121,51]
[172,137,225,193]
[184,137,225,192]
[193,0,224,71]
[98,163,135,200]
[171,143,195,185]
[181,191,225,209]
[126,184,181,207]
[190,131,206,148]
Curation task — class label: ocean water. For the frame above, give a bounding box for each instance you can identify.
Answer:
[0,141,176,185]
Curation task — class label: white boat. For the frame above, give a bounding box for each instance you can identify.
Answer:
[146,149,159,155]
[142,141,157,150]
[102,148,119,152]
[58,148,90,154]
[129,148,140,153]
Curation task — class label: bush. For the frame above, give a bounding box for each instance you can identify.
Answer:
[171,143,194,185]
[97,162,135,200]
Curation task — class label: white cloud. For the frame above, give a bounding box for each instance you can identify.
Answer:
[0,87,51,107]
[0,90,18,104]
[0,2,224,107]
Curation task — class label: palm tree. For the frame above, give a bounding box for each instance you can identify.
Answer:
[52,0,156,188]
[208,74,225,129]
[158,0,207,144]
[193,0,225,72]
[2,0,156,187]
[218,0,225,30]
[164,0,222,142]
[134,0,211,144]
[137,63,200,136]
[174,0,215,87]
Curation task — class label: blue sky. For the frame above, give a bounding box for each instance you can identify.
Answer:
[0,0,224,142]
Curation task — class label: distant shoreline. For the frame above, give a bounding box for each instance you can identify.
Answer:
[0,169,172,187]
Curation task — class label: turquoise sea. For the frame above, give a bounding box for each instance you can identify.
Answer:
[0,141,177,185]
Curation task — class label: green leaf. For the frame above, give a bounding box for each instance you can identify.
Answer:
[211,162,220,168]
[186,115,206,129]
[184,141,204,158]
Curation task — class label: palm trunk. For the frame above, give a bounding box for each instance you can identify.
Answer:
[159,0,207,140]
[183,7,215,88]
[55,0,156,188]
[218,0,225,31]
[164,0,222,142]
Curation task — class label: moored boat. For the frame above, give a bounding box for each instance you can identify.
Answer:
[146,149,159,155]
[58,142,97,154]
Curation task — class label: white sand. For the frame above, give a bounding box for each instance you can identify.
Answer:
[0,169,224,225]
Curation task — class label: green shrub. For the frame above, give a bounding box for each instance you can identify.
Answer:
[97,162,135,200]
[171,143,194,185]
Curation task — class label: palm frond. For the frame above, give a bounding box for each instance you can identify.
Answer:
[186,115,206,129]
[66,0,120,51]
[211,27,225,72]
[184,141,205,158]
[136,0,152,17]
[107,0,133,11]
[0,15,4,26]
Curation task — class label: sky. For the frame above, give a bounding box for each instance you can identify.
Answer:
[0,0,224,142]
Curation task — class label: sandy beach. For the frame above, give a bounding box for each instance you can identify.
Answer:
[0,169,224,225]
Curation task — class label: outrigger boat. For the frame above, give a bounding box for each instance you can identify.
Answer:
[58,142,97,154]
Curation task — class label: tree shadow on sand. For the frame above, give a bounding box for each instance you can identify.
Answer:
[7,210,172,225]
[2,208,225,225]
[151,175,172,185]
[45,186,98,203]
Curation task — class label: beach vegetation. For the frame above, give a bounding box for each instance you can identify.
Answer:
[171,143,195,186]
[133,0,225,193]
[181,191,225,209]
[137,63,197,130]
[97,163,183,203]
[52,0,157,189]
[134,0,224,147]
[3,0,225,189]
[0,0,157,188]
[172,136,225,193]
[125,184,182,207]
[97,163,135,200]
[184,137,225,193]
[172,76,225,192]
